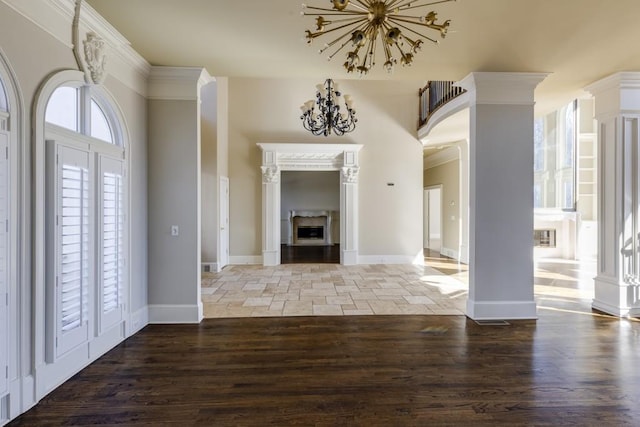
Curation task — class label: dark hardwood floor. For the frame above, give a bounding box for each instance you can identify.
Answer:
[9,312,640,426]
[281,244,340,264]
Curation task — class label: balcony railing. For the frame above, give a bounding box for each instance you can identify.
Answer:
[418,81,466,129]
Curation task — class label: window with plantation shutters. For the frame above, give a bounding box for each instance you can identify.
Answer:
[44,83,127,362]
[54,145,90,357]
[0,129,8,394]
[99,156,124,331]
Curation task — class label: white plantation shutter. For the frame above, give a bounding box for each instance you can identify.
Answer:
[99,156,124,331]
[0,130,8,394]
[55,145,90,356]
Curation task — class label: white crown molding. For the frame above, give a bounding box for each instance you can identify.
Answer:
[458,72,550,106]
[424,146,459,169]
[148,66,214,101]
[584,72,640,119]
[1,0,151,95]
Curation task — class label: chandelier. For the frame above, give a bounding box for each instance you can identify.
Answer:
[300,79,357,136]
[302,0,454,75]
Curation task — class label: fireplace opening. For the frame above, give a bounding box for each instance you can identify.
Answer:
[298,226,324,240]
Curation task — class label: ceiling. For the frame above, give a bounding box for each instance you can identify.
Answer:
[86,0,640,115]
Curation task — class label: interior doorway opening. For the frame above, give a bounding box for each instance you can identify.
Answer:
[281,170,340,264]
[424,186,442,252]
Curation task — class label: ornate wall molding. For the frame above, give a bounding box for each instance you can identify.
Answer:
[261,166,280,184]
[73,0,107,84]
[341,166,359,184]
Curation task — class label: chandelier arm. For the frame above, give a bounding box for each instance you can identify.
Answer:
[387,19,438,43]
[302,5,362,13]
[320,20,369,55]
[353,0,374,9]
[308,17,369,43]
[395,0,455,11]
[345,2,372,13]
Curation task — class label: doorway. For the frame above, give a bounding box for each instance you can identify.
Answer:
[280,171,340,264]
[424,186,442,252]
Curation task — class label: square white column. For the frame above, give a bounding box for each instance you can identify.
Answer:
[459,72,548,320]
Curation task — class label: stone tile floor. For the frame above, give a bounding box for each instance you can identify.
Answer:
[202,264,467,318]
[202,256,597,318]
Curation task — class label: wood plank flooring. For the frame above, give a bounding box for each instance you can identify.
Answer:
[9,311,640,426]
[281,244,340,264]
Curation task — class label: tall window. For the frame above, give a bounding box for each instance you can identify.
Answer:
[533,100,577,210]
[45,84,126,360]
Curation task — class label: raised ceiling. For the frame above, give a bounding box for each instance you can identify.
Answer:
[86,0,640,114]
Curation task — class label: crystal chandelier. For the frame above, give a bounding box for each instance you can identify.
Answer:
[300,79,357,136]
[302,0,454,75]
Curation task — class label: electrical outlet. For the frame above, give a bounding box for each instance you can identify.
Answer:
[171,225,179,236]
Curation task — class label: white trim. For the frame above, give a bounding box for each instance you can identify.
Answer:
[1,0,151,95]
[127,306,148,336]
[458,72,550,106]
[466,300,538,320]
[229,255,263,265]
[592,300,640,318]
[148,67,214,101]
[424,146,460,170]
[440,247,459,260]
[148,304,203,324]
[358,254,425,265]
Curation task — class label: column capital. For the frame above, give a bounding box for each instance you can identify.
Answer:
[585,72,640,119]
[457,72,549,106]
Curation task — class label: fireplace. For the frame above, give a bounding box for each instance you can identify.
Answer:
[290,210,333,246]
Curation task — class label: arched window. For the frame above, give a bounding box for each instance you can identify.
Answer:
[43,81,127,361]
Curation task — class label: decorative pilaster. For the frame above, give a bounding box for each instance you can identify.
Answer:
[261,157,281,266]
[340,165,359,265]
[586,72,640,317]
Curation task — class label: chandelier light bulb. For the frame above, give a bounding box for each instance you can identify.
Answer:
[302,0,454,74]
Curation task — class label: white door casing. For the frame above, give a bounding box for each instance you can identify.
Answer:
[218,176,229,271]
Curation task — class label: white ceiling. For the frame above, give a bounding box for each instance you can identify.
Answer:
[86,0,640,114]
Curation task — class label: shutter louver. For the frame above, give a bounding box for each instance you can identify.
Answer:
[102,171,122,314]
[60,164,89,332]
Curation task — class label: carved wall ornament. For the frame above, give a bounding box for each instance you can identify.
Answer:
[83,32,107,85]
[261,166,280,184]
[73,1,107,85]
[341,166,359,184]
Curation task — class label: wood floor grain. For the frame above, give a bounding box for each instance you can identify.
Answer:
[9,311,640,426]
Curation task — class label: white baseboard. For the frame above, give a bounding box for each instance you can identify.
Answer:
[358,255,420,265]
[466,299,538,320]
[229,255,263,265]
[440,247,459,261]
[127,306,149,336]
[148,304,203,324]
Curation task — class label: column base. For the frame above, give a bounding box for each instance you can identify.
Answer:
[262,250,280,266]
[466,299,537,320]
[593,275,640,317]
[341,249,358,266]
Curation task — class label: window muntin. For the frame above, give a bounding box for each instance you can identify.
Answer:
[45,86,118,146]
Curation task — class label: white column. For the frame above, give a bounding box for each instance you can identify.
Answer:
[261,150,281,266]
[586,72,640,317]
[459,72,548,320]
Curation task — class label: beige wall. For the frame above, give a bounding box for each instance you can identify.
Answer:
[424,159,460,255]
[228,77,423,260]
